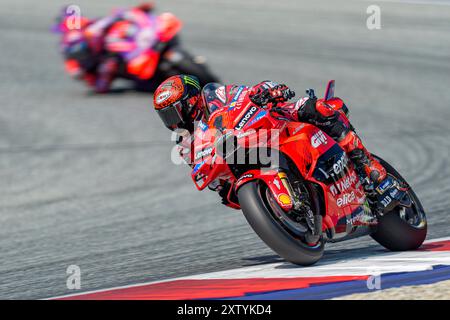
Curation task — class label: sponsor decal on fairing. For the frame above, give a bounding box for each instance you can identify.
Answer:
[273,178,281,190]
[311,131,328,148]
[247,110,267,126]
[228,86,247,110]
[194,147,213,161]
[337,191,356,207]
[235,106,258,130]
[238,173,254,180]
[329,171,358,196]
[333,153,349,176]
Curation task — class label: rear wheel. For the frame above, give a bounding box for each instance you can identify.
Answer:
[370,156,427,251]
[238,181,324,266]
[161,48,219,86]
[172,58,219,86]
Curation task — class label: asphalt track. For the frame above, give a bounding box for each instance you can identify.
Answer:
[1,0,450,299]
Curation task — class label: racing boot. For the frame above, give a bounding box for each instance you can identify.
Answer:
[338,131,387,188]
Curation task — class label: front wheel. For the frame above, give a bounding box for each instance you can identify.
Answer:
[238,181,324,266]
[370,156,427,251]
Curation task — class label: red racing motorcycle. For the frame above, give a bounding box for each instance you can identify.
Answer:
[191,80,427,266]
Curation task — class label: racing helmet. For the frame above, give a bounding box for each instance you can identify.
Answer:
[153,75,202,131]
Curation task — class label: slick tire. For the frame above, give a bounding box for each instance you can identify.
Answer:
[238,181,324,266]
[370,156,427,251]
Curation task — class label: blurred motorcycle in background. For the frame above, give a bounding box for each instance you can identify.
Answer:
[52,3,218,93]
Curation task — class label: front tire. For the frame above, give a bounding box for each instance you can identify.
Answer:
[238,181,324,266]
[370,156,427,251]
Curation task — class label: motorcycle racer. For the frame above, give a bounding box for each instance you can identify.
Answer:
[54,3,168,93]
[82,3,162,92]
[153,75,387,206]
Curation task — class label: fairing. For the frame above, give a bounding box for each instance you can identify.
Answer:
[190,81,372,239]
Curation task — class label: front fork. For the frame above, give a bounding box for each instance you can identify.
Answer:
[284,175,323,242]
[279,173,314,231]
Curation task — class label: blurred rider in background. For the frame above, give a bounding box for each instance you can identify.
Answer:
[54,2,167,93]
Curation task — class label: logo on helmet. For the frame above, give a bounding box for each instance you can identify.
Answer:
[156,91,172,104]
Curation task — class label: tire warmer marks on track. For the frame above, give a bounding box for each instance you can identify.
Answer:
[51,237,450,300]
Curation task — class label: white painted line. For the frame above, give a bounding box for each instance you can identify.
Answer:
[47,236,450,300]
[189,251,450,279]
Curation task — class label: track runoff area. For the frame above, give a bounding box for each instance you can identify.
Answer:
[49,237,450,300]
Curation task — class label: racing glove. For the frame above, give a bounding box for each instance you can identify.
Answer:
[297,88,336,124]
[176,130,195,167]
[249,83,295,106]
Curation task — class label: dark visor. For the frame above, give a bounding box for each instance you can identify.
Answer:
[156,101,184,129]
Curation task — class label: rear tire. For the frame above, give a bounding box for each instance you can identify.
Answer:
[159,47,219,86]
[238,181,324,266]
[370,156,427,251]
[173,57,219,87]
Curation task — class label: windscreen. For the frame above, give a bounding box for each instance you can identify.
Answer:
[201,83,226,120]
